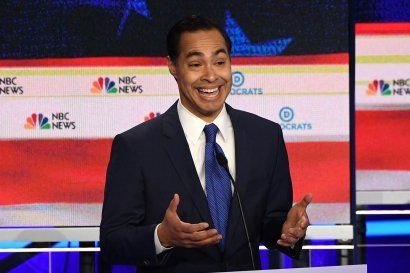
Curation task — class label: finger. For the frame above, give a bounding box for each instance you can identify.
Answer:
[280,233,299,244]
[183,229,219,242]
[282,223,302,235]
[299,193,313,208]
[179,221,210,233]
[282,237,298,245]
[167,193,180,213]
[281,232,299,242]
[287,227,306,239]
[283,229,298,238]
[277,239,293,247]
[184,233,222,248]
[297,216,310,229]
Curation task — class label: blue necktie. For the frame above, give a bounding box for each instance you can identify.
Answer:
[204,123,232,250]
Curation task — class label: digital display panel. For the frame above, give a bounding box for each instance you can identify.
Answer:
[0,1,349,226]
[355,22,410,194]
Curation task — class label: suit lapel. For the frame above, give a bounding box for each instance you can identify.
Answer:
[225,105,254,255]
[161,103,213,226]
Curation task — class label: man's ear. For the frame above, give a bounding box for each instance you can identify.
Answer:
[167,56,177,79]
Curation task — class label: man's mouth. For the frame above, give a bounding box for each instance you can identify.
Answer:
[198,87,219,94]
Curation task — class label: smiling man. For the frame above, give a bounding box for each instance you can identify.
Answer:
[100,16,311,273]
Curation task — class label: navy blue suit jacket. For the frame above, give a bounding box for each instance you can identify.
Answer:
[100,102,301,272]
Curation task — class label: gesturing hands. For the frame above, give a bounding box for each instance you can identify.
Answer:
[277,193,312,248]
[157,194,222,248]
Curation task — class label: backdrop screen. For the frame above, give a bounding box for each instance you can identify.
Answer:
[355,22,410,193]
[355,0,410,196]
[0,1,349,226]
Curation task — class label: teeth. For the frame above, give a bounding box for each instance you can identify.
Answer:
[199,87,218,93]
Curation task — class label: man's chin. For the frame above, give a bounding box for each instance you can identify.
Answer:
[198,107,224,120]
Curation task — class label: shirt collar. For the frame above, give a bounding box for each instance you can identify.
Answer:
[177,100,231,145]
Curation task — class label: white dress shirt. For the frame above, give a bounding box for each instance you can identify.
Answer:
[154,101,236,254]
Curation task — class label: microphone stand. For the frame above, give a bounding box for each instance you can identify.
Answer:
[216,153,256,270]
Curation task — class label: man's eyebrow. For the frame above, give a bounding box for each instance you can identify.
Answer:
[185,48,228,59]
[214,48,228,56]
[186,51,204,59]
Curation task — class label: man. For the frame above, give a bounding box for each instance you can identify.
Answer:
[100,15,311,272]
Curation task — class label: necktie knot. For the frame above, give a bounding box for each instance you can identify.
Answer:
[204,123,219,144]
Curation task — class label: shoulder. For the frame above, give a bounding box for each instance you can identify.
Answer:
[118,101,178,143]
[113,114,164,150]
[124,115,162,138]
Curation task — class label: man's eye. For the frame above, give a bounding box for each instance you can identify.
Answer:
[216,61,225,65]
[189,63,201,67]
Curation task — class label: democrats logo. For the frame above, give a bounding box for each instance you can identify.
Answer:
[24,112,76,130]
[0,77,24,95]
[367,79,410,96]
[279,107,294,122]
[144,112,161,121]
[232,71,245,87]
[90,76,143,94]
[230,71,263,95]
[279,107,312,131]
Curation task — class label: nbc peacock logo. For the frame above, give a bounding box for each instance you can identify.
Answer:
[24,113,51,129]
[144,112,161,121]
[90,77,118,94]
[367,80,392,96]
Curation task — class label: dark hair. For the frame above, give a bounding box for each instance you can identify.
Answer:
[166,15,232,63]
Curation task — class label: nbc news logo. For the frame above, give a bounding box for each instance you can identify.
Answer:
[144,112,161,121]
[367,80,391,96]
[367,79,410,96]
[24,113,76,130]
[90,76,143,94]
[24,113,51,129]
[0,77,24,95]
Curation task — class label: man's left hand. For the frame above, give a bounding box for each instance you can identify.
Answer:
[277,193,312,248]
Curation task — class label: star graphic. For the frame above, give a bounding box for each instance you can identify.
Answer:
[225,10,292,56]
[117,0,151,38]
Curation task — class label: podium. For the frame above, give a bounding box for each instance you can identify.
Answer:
[228,264,367,273]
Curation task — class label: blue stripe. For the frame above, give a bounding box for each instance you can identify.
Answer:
[367,220,410,237]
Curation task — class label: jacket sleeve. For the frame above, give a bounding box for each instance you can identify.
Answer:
[100,134,160,266]
[260,124,304,259]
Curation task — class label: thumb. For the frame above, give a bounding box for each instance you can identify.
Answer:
[300,193,313,208]
[167,193,180,213]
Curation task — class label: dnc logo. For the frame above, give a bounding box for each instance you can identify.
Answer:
[279,107,294,122]
[90,77,118,94]
[24,113,51,129]
[367,80,391,96]
[232,71,245,87]
[279,107,312,131]
[230,71,263,95]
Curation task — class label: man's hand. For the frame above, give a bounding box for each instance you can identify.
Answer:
[277,193,312,248]
[157,194,222,248]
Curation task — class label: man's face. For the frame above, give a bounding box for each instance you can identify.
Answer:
[168,29,232,122]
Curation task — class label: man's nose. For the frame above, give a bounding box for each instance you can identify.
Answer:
[201,64,217,82]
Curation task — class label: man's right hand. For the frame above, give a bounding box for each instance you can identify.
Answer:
[157,193,222,248]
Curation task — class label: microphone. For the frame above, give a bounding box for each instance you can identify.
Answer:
[216,152,256,270]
